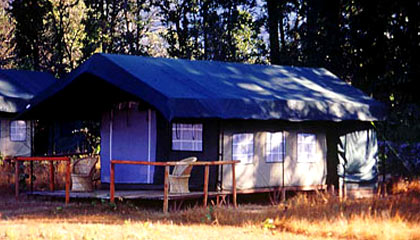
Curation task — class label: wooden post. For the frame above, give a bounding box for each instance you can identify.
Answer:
[49,161,55,192]
[338,177,344,200]
[329,184,335,195]
[110,161,115,204]
[15,160,19,200]
[30,161,34,192]
[343,179,347,200]
[163,165,170,213]
[381,143,387,198]
[65,159,71,204]
[203,165,209,207]
[232,163,237,208]
[281,188,286,202]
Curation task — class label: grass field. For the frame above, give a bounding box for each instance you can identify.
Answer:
[1,181,420,240]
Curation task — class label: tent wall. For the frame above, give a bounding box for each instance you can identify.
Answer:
[97,105,377,193]
[154,116,220,190]
[337,128,378,183]
[221,120,327,190]
[284,131,327,187]
[323,121,379,197]
[325,122,378,179]
[0,119,31,157]
[100,104,157,184]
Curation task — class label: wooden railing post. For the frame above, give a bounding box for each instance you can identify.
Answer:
[65,159,71,204]
[232,163,237,208]
[110,161,115,204]
[163,165,170,213]
[49,161,55,192]
[108,160,239,211]
[13,156,79,204]
[15,160,19,200]
[203,165,209,207]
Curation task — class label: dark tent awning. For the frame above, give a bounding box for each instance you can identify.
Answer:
[0,69,57,114]
[22,53,386,121]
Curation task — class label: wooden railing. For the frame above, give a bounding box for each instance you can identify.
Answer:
[14,157,71,204]
[110,160,240,213]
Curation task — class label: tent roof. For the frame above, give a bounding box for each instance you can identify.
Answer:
[24,53,386,121]
[0,69,57,114]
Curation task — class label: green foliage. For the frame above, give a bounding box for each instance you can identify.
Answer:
[81,0,162,60]
[72,122,101,155]
[9,0,53,71]
[0,0,15,68]
[205,205,213,221]
[7,0,86,76]
[49,0,86,75]
[262,218,276,230]
[156,0,267,62]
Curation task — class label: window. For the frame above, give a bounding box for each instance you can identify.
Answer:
[297,133,317,162]
[266,132,285,162]
[172,123,203,151]
[10,120,26,142]
[232,133,254,164]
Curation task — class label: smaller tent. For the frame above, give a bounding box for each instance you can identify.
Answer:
[0,69,56,115]
[0,69,56,157]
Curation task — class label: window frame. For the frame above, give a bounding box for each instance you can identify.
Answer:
[10,120,27,142]
[232,133,254,164]
[297,133,317,163]
[265,131,285,163]
[171,123,203,152]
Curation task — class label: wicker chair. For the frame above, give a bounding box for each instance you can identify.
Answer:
[71,157,98,192]
[169,157,197,194]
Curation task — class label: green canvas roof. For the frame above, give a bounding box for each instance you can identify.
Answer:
[0,69,56,114]
[23,53,386,121]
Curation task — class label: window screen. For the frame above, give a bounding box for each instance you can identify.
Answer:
[172,123,203,151]
[10,120,26,142]
[266,132,285,162]
[232,133,254,164]
[297,133,317,162]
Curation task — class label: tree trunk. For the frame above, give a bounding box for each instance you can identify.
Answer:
[267,0,280,65]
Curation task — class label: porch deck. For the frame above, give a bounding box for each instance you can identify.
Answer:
[26,189,231,201]
[26,184,328,203]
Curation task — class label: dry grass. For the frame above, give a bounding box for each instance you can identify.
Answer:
[0,160,70,191]
[1,180,420,239]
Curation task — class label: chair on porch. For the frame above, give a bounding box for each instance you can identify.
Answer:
[71,156,98,192]
[169,156,197,194]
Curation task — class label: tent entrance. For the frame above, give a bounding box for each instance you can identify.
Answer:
[101,104,157,184]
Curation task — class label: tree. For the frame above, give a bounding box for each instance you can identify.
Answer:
[49,0,86,75]
[81,0,162,60]
[156,0,266,63]
[8,0,86,76]
[266,0,280,65]
[9,0,53,71]
[0,0,15,68]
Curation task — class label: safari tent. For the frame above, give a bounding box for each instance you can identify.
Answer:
[21,53,386,194]
[0,69,56,158]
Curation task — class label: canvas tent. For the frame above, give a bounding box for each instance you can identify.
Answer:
[0,69,56,157]
[21,53,386,192]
